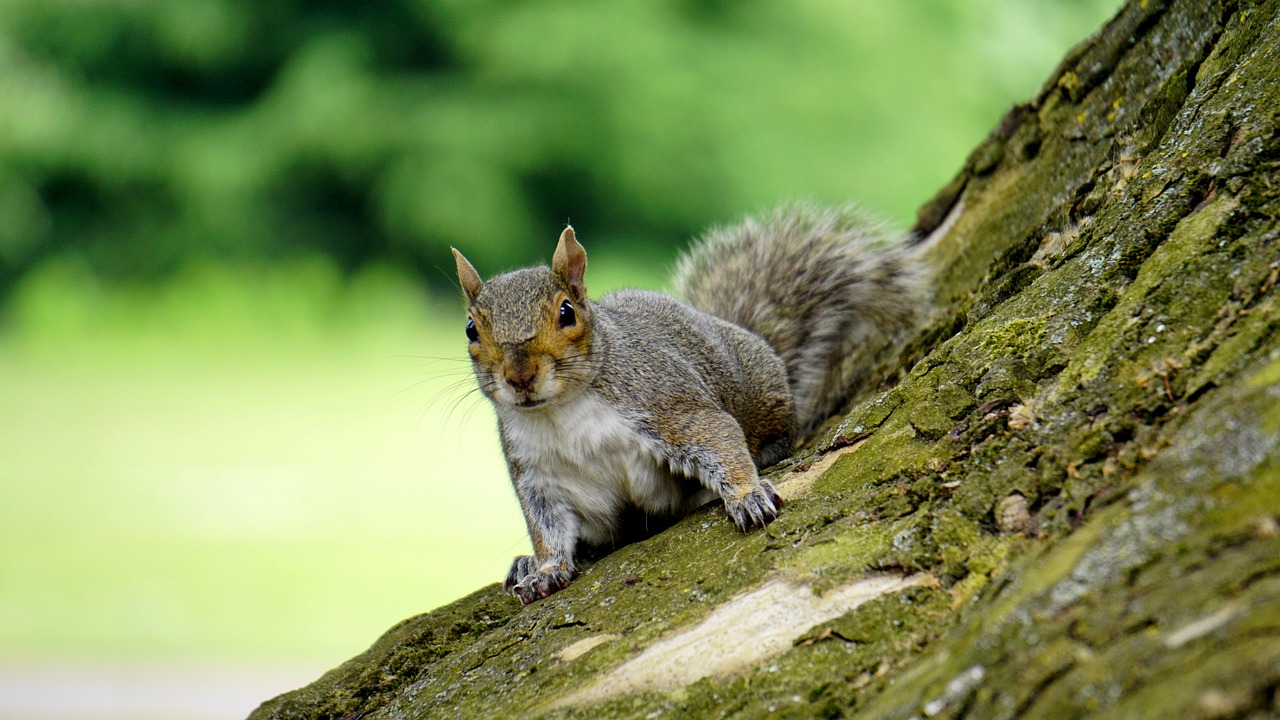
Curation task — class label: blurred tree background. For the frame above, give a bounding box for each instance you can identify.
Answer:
[1,0,1121,299]
[0,2,1123,716]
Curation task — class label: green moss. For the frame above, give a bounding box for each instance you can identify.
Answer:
[790,517,900,583]
[1250,354,1280,391]
[931,509,982,577]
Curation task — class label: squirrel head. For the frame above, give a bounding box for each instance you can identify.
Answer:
[452,227,595,410]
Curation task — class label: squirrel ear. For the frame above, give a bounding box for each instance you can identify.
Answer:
[452,248,484,303]
[552,226,587,298]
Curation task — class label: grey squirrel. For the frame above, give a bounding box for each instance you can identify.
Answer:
[452,203,927,604]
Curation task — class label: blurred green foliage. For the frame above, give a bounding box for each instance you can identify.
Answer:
[0,0,1120,297]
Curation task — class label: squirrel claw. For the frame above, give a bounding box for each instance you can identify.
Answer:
[512,584,538,606]
[725,479,784,532]
[504,555,578,605]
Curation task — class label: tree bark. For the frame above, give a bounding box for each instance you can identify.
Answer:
[251,0,1280,717]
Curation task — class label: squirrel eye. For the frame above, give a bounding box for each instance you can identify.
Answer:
[559,300,576,328]
[465,318,479,343]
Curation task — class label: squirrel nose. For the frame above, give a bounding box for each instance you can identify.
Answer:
[505,362,538,392]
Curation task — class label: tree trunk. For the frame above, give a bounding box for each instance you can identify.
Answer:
[250,0,1280,717]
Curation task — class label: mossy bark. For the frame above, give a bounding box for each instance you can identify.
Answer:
[250,0,1280,717]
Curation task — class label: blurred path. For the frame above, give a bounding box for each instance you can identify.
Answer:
[0,662,319,720]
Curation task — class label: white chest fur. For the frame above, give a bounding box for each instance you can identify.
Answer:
[499,393,708,544]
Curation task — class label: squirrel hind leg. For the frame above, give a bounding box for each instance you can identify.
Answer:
[725,479,783,531]
[656,409,784,531]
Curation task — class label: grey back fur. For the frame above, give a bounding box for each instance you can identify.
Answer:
[673,202,928,435]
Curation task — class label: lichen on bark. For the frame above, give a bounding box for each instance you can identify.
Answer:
[250,0,1280,717]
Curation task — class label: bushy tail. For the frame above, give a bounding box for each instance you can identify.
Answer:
[673,202,928,435]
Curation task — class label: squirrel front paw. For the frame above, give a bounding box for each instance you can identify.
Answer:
[504,555,579,605]
[724,479,784,531]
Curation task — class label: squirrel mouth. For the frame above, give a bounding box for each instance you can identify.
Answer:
[515,397,547,409]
